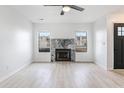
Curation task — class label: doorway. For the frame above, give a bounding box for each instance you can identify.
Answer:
[114,23,124,69]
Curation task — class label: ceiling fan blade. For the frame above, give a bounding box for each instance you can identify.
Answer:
[69,5,84,11]
[60,11,64,15]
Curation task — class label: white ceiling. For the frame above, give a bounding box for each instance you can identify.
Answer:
[11,5,124,23]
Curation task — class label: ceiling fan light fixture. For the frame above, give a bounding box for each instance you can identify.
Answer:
[62,6,71,12]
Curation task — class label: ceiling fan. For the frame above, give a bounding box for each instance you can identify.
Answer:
[44,5,85,15]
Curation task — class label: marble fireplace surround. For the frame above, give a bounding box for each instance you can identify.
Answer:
[51,39,75,62]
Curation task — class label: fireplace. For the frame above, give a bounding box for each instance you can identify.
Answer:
[55,49,71,61]
[51,39,75,62]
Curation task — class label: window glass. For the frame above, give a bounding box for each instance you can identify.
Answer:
[40,32,50,36]
[118,27,121,32]
[117,27,124,36]
[118,32,122,36]
[38,32,50,52]
[122,27,124,32]
[122,32,124,36]
[75,32,87,52]
[76,32,87,37]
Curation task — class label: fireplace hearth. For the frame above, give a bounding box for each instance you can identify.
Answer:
[55,49,71,61]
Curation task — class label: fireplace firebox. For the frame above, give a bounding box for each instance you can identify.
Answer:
[55,49,71,61]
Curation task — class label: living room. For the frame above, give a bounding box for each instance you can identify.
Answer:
[1,4,124,89]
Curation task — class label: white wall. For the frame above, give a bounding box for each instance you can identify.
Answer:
[33,23,94,62]
[0,6,33,82]
[93,11,124,70]
[107,12,124,70]
[93,17,107,70]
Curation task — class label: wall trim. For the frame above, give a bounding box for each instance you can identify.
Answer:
[75,61,94,63]
[94,62,107,70]
[33,61,94,63]
[33,61,51,63]
[0,62,31,83]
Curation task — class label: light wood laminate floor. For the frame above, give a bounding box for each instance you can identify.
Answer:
[1,62,124,88]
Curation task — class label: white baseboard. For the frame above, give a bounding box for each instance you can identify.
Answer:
[32,59,51,63]
[94,62,107,70]
[75,61,94,63]
[0,62,31,83]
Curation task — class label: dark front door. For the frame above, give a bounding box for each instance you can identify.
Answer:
[114,23,124,69]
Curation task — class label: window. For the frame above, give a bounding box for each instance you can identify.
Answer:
[75,31,87,52]
[117,27,124,36]
[38,32,50,52]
